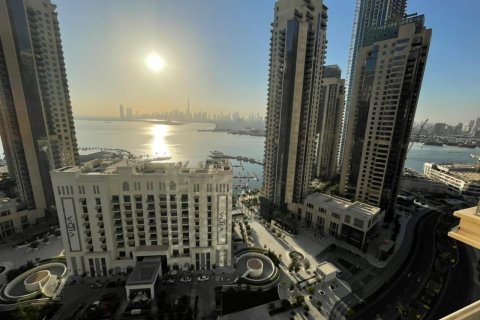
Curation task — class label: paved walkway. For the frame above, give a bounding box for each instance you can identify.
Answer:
[0,236,64,271]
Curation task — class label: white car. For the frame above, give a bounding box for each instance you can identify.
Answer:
[197,275,209,282]
[180,276,192,282]
[166,278,175,284]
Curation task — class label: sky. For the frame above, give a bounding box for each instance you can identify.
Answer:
[54,0,480,124]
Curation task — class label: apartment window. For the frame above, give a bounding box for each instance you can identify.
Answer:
[122,182,129,191]
[332,212,340,219]
[193,184,200,192]
[344,215,351,223]
[353,218,364,229]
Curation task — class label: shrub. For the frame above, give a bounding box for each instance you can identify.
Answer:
[304,259,311,270]
[54,230,61,237]
[307,286,315,294]
[289,282,294,291]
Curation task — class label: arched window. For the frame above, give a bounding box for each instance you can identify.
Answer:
[169,181,176,191]
[122,181,129,191]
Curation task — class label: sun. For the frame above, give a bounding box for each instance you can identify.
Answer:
[146,53,166,72]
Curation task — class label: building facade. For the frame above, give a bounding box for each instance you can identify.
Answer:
[51,159,232,277]
[316,65,345,180]
[263,0,328,211]
[424,163,480,197]
[0,0,78,220]
[0,197,30,239]
[341,0,406,169]
[296,192,383,249]
[340,15,431,219]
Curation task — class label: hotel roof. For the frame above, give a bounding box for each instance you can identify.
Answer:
[53,158,232,176]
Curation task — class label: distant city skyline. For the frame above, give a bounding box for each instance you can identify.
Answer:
[53,0,480,123]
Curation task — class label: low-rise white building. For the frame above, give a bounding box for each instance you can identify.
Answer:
[297,193,383,249]
[51,158,232,277]
[424,163,480,196]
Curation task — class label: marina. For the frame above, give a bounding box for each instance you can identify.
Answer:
[209,151,264,166]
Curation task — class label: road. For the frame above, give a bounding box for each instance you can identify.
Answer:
[428,242,479,319]
[351,211,440,320]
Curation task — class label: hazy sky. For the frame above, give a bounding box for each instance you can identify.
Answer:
[55,0,480,124]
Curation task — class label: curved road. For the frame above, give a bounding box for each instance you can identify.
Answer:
[351,211,440,320]
[428,242,479,319]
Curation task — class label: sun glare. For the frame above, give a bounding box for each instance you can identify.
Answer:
[146,53,166,72]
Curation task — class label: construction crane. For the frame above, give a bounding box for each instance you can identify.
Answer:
[408,119,428,153]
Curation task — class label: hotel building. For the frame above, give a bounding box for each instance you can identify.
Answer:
[340,14,431,219]
[262,0,328,212]
[315,65,345,180]
[0,0,79,225]
[51,158,232,277]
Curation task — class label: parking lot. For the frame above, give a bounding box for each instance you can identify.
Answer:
[51,280,126,320]
[161,272,235,318]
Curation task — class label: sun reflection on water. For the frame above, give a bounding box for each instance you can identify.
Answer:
[152,125,170,157]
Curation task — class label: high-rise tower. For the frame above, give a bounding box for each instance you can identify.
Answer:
[340,0,407,168]
[315,65,344,180]
[262,0,328,212]
[0,0,79,217]
[340,14,432,219]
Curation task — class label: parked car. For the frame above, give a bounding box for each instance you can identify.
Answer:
[319,290,326,295]
[90,283,103,288]
[165,278,175,284]
[197,275,209,282]
[180,276,192,282]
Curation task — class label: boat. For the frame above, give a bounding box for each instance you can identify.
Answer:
[458,143,476,148]
[424,141,443,146]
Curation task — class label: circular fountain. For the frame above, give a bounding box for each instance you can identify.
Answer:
[24,270,51,293]
[247,258,264,278]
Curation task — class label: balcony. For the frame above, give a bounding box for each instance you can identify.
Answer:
[448,205,480,249]
[113,212,121,220]
[81,213,88,219]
